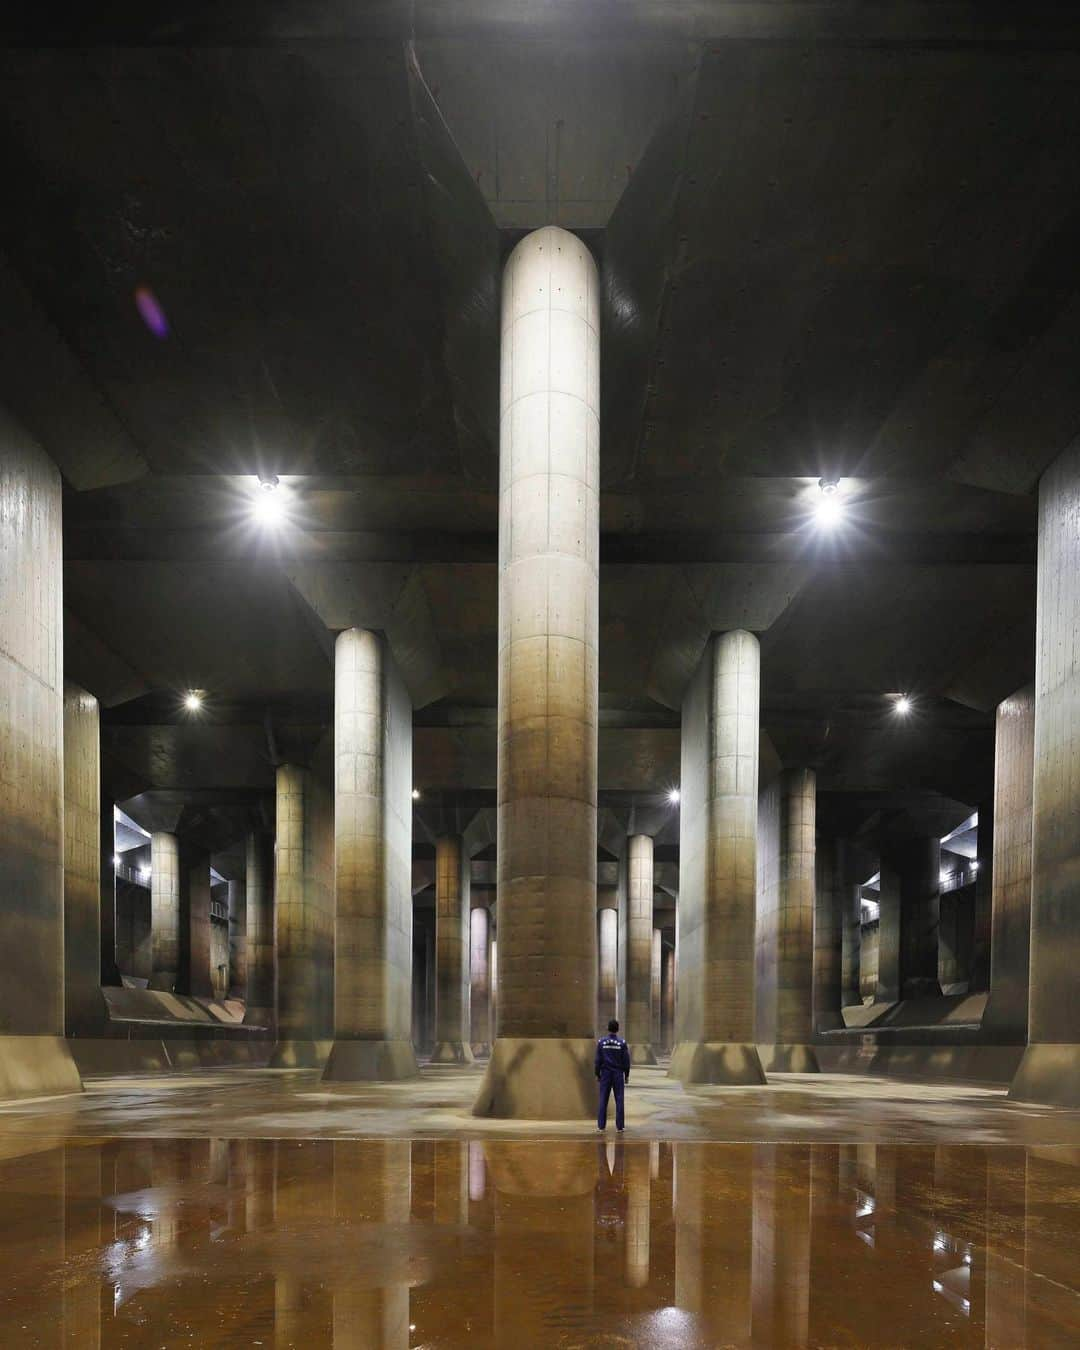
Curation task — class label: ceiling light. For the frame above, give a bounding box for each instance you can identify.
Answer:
[892,695,912,716]
[814,477,846,528]
[139,868,151,882]
[668,788,680,804]
[184,690,203,713]
[112,854,121,867]
[412,788,421,801]
[252,475,286,527]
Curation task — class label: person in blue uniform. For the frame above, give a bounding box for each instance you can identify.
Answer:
[595,1018,631,1131]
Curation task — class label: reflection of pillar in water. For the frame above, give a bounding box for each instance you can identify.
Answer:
[674,1144,752,1339]
[984,1148,1028,1346]
[63,1144,103,1349]
[752,1144,811,1347]
[487,1142,596,1342]
[434,1140,469,1226]
[274,1140,333,1344]
[468,1141,487,1204]
[625,1142,651,1288]
[332,1141,411,1349]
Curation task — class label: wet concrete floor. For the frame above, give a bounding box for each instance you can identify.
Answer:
[2,1068,1079,1345]
[1,1135,1078,1347]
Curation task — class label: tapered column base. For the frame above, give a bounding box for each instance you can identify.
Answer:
[472,1037,595,1119]
[430,1040,476,1066]
[758,1044,821,1073]
[628,1043,657,1066]
[321,1039,418,1082]
[1008,1043,1080,1107]
[471,1041,491,1059]
[0,1036,82,1102]
[668,1040,767,1085]
[269,1039,333,1069]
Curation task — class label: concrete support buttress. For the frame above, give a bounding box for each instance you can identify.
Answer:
[270,759,334,1068]
[757,768,819,1072]
[0,416,80,1098]
[64,683,105,1038]
[470,903,491,1056]
[627,834,657,1063]
[323,629,417,1082]
[1011,443,1080,1104]
[431,834,474,1064]
[149,832,180,992]
[984,687,1034,1045]
[244,830,275,1029]
[474,226,599,1120]
[670,630,766,1085]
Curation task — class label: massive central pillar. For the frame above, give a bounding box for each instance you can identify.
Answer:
[64,683,104,1039]
[243,829,274,1029]
[432,834,474,1063]
[323,628,417,1082]
[1011,442,1080,1105]
[597,904,618,1031]
[474,225,599,1119]
[670,630,766,1084]
[627,835,657,1063]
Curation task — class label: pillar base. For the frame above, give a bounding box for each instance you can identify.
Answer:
[0,1036,82,1102]
[269,1039,333,1069]
[1008,1043,1080,1107]
[902,978,942,999]
[628,1043,658,1066]
[758,1044,821,1073]
[148,973,175,993]
[471,1042,491,1059]
[429,1040,476,1066]
[668,1041,767,1085]
[322,1039,419,1082]
[472,1037,595,1119]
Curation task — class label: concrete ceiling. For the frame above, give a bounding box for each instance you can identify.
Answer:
[4,1,1069,835]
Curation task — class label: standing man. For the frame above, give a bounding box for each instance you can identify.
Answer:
[596,1018,631,1132]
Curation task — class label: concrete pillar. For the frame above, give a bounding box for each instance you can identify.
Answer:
[424,917,436,1052]
[244,830,274,1028]
[982,687,1034,1048]
[180,842,212,999]
[470,903,491,1056]
[0,415,80,1099]
[878,836,941,1001]
[474,225,599,1121]
[813,835,844,1034]
[650,927,662,1050]
[758,768,819,1072]
[224,878,244,1000]
[324,628,417,1083]
[841,879,862,1008]
[270,758,334,1068]
[1010,450,1080,1104]
[432,835,473,1064]
[64,683,104,1037]
[597,905,617,1031]
[661,941,675,1051]
[970,797,994,992]
[671,630,766,1085]
[149,831,180,992]
[627,834,657,1063]
[99,800,121,986]
[489,936,497,1034]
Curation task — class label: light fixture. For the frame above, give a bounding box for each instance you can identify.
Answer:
[112,854,121,867]
[183,690,203,713]
[892,694,912,716]
[252,474,286,527]
[412,788,421,801]
[139,868,151,882]
[814,477,846,528]
[667,788,680,805]
[971,859,980,872]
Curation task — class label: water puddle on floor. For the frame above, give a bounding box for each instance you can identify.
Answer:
[0,1138,1077,1346]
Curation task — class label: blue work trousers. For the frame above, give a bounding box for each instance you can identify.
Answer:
[597,1069,626,1130]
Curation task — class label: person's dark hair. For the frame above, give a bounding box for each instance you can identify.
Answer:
[608,1019,619,1033]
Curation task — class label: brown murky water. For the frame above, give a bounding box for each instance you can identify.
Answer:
[0,1138,1076,1347]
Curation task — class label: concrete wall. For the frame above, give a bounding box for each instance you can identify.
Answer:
[63,683,102,1036]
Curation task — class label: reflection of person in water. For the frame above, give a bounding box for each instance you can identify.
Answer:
[595,1018,631,1131]
[594,1138,627,1242]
